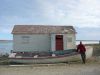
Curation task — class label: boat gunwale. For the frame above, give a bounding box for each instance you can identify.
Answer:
[9,52,79,59]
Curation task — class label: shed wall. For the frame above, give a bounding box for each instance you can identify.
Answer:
[66,34,76,49]
[13,34,51,52]
[13,33,76,52]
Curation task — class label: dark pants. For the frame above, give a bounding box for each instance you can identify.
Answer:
[80,52,86,64]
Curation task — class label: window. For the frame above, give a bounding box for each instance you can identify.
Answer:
[22,36,30,44]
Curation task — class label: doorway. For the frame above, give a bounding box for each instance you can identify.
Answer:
[56,35,63,51]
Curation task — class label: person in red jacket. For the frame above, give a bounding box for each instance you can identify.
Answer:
[77,41,86,64]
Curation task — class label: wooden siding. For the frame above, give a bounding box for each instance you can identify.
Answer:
[13,34,51,52]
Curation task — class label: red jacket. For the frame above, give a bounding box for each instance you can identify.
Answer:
[77,44,86,53]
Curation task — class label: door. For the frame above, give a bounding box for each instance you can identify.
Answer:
[56,35,63,51]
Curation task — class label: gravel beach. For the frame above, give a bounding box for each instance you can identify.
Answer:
[0,62,100,75]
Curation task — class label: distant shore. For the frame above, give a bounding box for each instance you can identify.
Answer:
[0,40,12,42]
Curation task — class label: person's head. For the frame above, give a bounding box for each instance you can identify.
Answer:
[80,41,82,44]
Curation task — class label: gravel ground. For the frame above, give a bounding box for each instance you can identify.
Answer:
[0,62,100,75]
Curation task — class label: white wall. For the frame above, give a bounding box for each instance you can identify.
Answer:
[63,34,67,50]
[85,46,93,59]
[66,34,76,49]
[51,34,55,51]
[13,34,51,52]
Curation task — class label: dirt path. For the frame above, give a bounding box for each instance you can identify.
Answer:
[0,63,100,75]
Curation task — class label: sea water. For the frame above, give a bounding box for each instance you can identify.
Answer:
[76,40,99,45]
[0,41,13,54]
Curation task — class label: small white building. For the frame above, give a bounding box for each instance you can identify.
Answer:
[12,25,76,53]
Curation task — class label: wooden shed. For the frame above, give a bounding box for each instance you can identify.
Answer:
[12,25,76,53]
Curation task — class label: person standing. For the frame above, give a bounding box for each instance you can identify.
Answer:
[77,41,86,64]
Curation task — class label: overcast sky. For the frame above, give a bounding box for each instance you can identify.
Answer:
[0,0,100,40]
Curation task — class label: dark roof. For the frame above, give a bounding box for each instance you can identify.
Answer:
[12,25,76,34]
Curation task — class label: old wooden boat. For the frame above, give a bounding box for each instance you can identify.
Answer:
[9,49,80,64]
